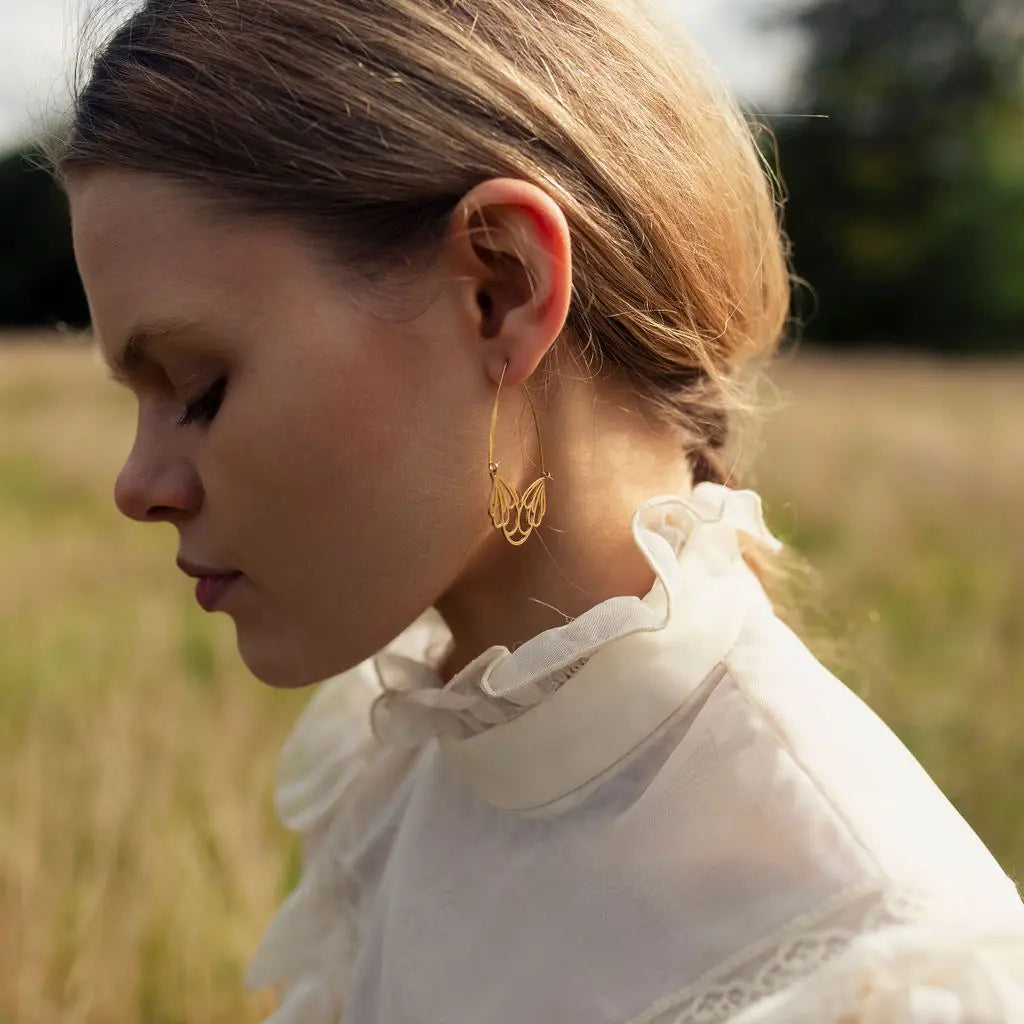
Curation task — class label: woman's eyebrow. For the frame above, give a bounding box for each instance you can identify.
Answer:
[105,318,201,383]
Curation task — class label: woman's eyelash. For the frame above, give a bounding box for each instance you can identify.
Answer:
[177,376,228,427]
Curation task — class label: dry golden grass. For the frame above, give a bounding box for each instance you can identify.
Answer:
[752,347,1024,867]
[1,334,1022,1023]
[1,335,305,1023]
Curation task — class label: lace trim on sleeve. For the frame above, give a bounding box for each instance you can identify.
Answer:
[627,882,934,1024]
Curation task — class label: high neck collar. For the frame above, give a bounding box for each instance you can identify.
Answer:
[364,482,783,811]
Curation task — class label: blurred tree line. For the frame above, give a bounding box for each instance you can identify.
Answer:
[0,146,89,329]
[765,0,1024,352]
[0,0,1021,350]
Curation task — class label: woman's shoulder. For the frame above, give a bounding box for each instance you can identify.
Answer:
[715,607,1023,921]
[626,609,1024,1024]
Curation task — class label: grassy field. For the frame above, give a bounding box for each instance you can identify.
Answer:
[1,335,1022,1023]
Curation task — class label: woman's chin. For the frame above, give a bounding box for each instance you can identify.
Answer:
[234,630,327,689]
[233,626,373,690]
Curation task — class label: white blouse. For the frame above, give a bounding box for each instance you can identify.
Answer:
[246,482,1024,1024]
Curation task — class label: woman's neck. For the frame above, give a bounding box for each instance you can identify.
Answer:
[435,372,693,684]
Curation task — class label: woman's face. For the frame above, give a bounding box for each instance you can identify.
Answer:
[68,169,503,688]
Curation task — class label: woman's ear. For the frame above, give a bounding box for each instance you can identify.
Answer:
[447,178,572,387]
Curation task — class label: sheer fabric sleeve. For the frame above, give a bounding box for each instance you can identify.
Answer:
[245,659,425,1024]
[625,881,1024,1024]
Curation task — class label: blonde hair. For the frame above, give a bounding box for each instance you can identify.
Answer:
[48,0,805,619]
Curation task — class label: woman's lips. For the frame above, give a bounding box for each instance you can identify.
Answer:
[194,572,243,612]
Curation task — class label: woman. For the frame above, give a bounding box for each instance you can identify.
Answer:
[54,0,1024,1020]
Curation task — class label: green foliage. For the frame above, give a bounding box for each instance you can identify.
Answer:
[0,146,88,329]
[1,1,1021,352]
[764,0,1024,350]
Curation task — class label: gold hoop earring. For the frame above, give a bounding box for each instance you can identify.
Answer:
[487,359,552,546]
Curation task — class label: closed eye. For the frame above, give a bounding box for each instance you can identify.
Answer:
[177,376,228,427]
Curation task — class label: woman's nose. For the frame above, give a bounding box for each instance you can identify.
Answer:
[114,445,203,523]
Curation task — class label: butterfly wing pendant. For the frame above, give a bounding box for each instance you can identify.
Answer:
[488,471,548,546]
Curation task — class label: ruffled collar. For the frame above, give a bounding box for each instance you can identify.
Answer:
[366,481,783,810]
[245,482,785,1019]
